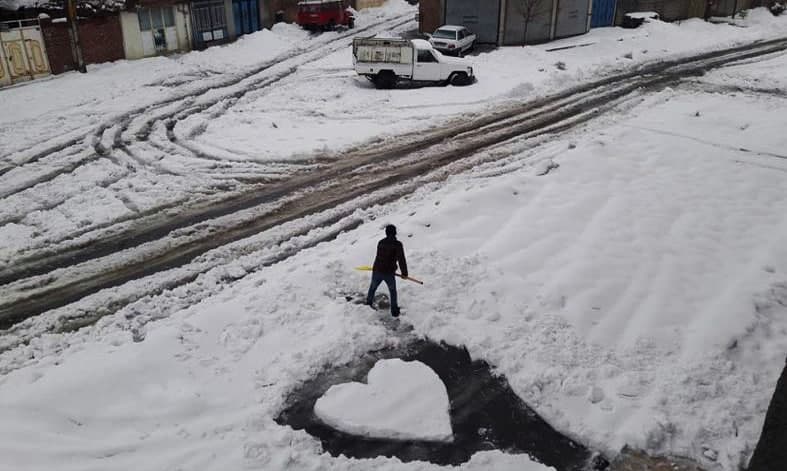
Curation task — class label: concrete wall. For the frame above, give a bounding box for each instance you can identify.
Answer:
[120,5,191,60]
[174,3,192,50]
[120,11,144,58]
[224,0,236,39]
[41,15,125,74]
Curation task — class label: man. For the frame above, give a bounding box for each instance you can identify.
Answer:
[366,224,408,317]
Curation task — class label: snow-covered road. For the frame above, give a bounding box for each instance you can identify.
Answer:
[1,3,787,471]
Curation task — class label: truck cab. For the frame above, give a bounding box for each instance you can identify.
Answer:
[411,39,471,83]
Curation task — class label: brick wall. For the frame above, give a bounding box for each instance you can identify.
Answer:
[419,0,442,33]
[40,14,124,74]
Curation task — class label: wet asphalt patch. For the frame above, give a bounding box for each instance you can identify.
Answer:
[276,338,608,470]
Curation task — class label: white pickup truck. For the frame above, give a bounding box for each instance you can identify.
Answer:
[352,37,475,89]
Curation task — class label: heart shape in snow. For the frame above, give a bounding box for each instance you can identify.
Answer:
[314,359,453,442]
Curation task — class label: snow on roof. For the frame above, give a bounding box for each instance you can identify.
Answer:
[0,0,125,11]
[625,11,660,19]
[436,25,464,31]
[411,38,431,49]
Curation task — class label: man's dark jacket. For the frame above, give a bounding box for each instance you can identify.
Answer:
[372,236,408,278]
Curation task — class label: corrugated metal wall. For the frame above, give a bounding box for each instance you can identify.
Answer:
[555,0,590,38]
[444,0,501,44]
[503,0,555,45]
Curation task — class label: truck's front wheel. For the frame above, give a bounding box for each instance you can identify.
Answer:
[450,72,472,86]
[373,71,396,89]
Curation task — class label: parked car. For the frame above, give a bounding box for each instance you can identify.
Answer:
[297,0,355,30]
[427,25,476,56]
[353,37,475,89]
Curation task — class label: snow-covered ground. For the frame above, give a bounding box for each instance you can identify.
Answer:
[2,53,787,470]
[189,8,787,162]
[2,5,787,266]
[1,3,787,471]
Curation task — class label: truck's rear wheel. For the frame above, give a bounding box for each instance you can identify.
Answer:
[450,72,472,86]
[373,71,396,89]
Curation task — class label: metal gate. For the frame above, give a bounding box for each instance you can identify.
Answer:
[191,0,229,49]
[591,0,616,27]
[0,19,51,87]
[555,0,590,38]
[444,0,500,44]
[233,0,260,36]
[687,0,706,18]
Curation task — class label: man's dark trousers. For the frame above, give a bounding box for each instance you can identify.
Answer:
[366,272,399,315]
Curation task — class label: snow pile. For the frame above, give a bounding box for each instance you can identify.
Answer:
[314,359,453,442]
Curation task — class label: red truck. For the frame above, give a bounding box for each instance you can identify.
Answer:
[297,0,355,30]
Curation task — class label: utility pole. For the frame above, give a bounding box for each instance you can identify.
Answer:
[65,0,87,73]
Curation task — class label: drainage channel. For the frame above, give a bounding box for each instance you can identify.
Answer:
[276,337,608,470]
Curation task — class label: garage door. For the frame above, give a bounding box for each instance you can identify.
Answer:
[445,0,500,44]
[591,0,616,27]
[554,0,590,38]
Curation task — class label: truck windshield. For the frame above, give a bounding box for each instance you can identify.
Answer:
[417,49,438,63]
[432,29,457,40]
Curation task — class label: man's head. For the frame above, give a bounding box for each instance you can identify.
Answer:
[385,224,397,237]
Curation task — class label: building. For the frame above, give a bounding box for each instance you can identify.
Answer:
[420,0,764,46]
[120,0,192,58]
[419,0,593,46]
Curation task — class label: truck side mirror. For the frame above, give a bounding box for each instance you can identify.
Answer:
[424,33,432,39]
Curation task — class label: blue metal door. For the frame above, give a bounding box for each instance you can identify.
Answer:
[591,0,616,27]
[232,0,260,36]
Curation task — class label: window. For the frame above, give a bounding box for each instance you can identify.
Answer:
[163,7,175,27]
[433,28,458,40]
[138,7,152,30]
[138,7,175,31]
[152,8,164,29]
[417,49,437,63]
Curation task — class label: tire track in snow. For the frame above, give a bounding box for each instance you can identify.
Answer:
[1,37,787,329]
[0,14,414,254]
